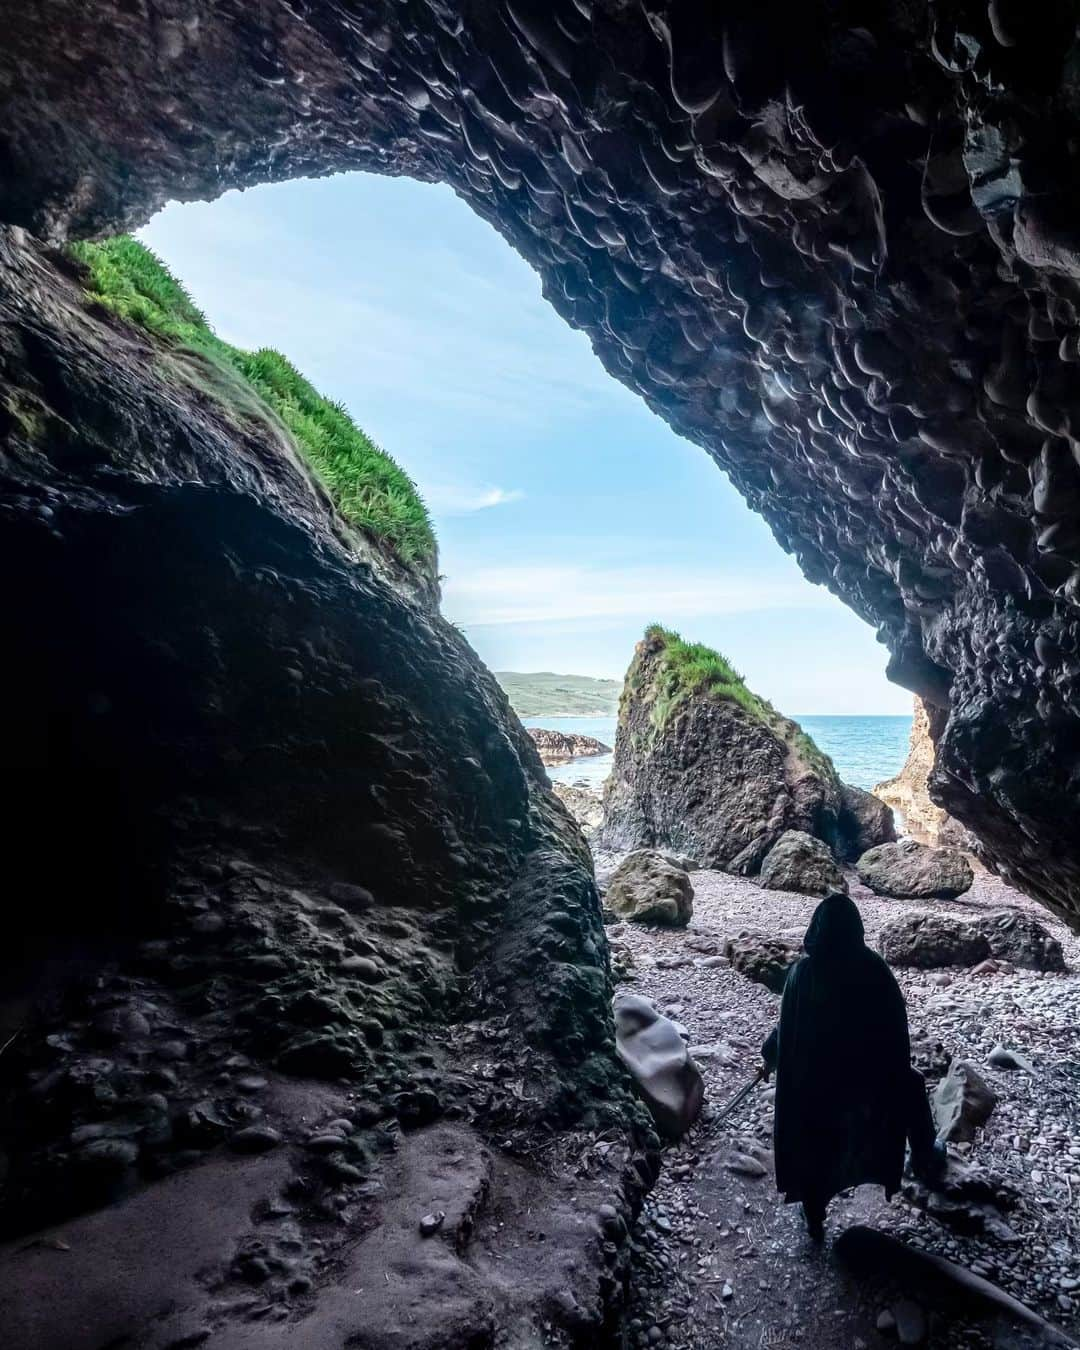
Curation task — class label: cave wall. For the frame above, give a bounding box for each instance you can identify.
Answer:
[0,229,651,1344]
[5,1,1080,919]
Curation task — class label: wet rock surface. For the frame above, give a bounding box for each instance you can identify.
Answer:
[613,860,1080,1347]
[8,3,1080,917]
[0,233,651,1345]
[859,839,975,900]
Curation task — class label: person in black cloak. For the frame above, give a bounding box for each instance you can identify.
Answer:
[761,892,945,1241]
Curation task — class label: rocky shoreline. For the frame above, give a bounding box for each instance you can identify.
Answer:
[528,726,611,766]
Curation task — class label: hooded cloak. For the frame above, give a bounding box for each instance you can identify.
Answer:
[762,893,911,1205]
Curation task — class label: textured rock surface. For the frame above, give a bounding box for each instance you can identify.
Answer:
[858,838,975,899]
[837,783,898,861]
[0,232,652,1344]
[528,727,610,764]
[605,850,694,927]
[601,631,842,872]
[874,699,977,850]
[758,829,848,897]
[723,931,801,995]
[934,1060,998,1144]
[880,913,993,970]
[881,907,1065,973]
[613,993,704,1139]
[975,909,1067,972]
[10,3,1080,920]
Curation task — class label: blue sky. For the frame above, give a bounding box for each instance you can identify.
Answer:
[142,173,909,714]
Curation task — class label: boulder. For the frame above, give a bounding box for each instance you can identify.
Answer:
[758,830,848,896]
[529,727,611,765]
[856,838,974,899]
[933,1060,997,1143]
[613,993,704,1139]
[724,931,801,994]
[604,850,694,926]
[599,629,843,873]
[971,910,1065,972]
[879,913,990,969]
[837,783,897,861]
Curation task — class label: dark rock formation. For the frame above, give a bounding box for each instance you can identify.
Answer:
[837,783,897,862]
[857,838,975,899]
[723,931,801,995]
[604,850,693,927]
[880,913,993,970]
[0,232,652,1344]
[528,727,611,765]
[601,631,842,872]
[976,909,1066,972]
[11,3,1080,921]
[759,830,848,897]
[880,908,1062,972]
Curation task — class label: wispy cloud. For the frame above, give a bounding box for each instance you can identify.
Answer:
[423,483,525,514]
[442,563,833,628]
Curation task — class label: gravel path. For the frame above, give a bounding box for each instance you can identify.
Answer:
[606,860,1080,1349]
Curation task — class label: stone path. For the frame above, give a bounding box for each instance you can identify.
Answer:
[610,863,1080,1349]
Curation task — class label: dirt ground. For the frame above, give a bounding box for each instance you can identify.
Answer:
[605,861,1080,1350]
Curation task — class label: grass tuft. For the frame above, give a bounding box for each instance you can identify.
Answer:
[641,624,835,776]
[68,237,436,573]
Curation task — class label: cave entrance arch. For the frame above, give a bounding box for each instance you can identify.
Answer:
[5,3,1080,919]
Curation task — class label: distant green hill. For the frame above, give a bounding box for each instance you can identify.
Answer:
[495,672,621,717]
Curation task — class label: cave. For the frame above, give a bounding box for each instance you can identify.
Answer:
[3,2,1080,1346]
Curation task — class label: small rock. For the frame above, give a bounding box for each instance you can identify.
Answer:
[876,1308,896,1332]
[987,1044,1035,1072]
[328,882,375,912]
[229,1125,282,1154]
[340,956,384,982]
[725,1151,768,1178]
[419,1211,445,1237]
[306,1133,347,1153]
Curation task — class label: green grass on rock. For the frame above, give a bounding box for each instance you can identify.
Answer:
[69,237,436,575]
[641,624,835,776]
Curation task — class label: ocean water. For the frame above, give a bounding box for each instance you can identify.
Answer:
[522,713,912,793]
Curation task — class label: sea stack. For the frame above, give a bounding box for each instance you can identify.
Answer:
[600,627,886,873]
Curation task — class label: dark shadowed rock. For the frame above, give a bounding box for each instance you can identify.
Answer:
[601,630,842,873]
[613,993,704,1139]
[605,850,693,927]
[0,233,648,1346]
[724,931,802,995]
[759,830,848,897]
[837,784,897,862]
[857,839,974,899]
[972,910,1066,972]
[879,914,991,970]
[933,1060,998,1143]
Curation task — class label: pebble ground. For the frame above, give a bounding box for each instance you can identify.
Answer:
[606,861,1080,1349]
